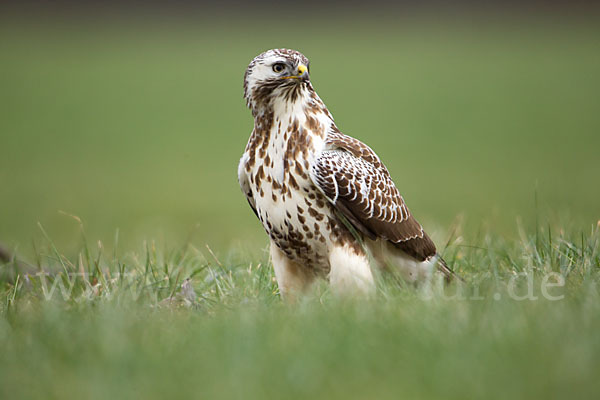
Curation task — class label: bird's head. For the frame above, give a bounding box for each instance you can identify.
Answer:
[243,48,311,115]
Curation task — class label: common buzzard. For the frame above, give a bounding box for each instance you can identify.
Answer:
[238,49,456,297]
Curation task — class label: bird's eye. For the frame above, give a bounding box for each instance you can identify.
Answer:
[272,63,285,73]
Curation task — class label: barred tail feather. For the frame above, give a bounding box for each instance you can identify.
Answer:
[435,254,463,283]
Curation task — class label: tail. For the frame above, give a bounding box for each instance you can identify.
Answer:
[435,254,463,283]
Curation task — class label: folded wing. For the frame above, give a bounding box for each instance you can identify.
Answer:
[310,131,437,261]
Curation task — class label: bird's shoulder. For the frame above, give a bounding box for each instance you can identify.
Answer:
[322,126,387,171]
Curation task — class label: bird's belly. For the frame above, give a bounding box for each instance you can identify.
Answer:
[252,179,339,271]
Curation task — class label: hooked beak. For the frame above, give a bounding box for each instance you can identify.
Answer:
[281,63,309,81]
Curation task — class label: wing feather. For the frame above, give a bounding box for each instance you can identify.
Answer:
[238,154,258,218]
[311,131,437,261]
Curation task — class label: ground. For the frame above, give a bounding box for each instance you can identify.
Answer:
[1,15,599,400]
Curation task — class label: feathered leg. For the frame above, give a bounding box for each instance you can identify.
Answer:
[328,244,375,295]
[270,240,316,301]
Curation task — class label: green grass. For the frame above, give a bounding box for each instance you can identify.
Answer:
[1,223,600,399]
[1,15,600,399]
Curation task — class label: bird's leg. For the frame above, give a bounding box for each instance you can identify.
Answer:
[270,241,316,301]
[327,244,375,296]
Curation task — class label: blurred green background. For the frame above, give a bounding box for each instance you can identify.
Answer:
[2,7,600,400]
[1,12,599,257]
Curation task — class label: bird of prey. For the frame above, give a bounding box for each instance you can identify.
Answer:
[238,48,455,297]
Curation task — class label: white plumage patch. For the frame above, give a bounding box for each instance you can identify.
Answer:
[328,245,374,295]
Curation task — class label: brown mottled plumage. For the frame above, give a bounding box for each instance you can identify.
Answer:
[238,49,456,297]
